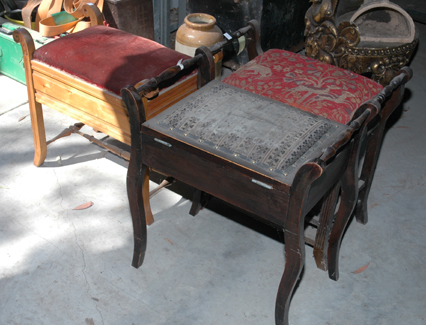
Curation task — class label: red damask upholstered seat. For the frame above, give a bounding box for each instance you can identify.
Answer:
[223,49,383,125]
[33,25,194,96]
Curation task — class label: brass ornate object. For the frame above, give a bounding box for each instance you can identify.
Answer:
[305,0,418,85]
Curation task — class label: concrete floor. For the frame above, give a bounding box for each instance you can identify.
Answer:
[1,22,426,325]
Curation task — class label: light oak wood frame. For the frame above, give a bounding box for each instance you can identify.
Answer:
[13,4,198,167]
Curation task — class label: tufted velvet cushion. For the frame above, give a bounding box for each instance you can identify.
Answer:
[223,49,383,125]
[33,26,194,96]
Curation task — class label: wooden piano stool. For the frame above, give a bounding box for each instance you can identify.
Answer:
[13,22,198,166]
[123,79,373,324]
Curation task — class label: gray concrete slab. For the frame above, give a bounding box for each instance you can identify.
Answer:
[0,77,28,115]
[1,22,426,325]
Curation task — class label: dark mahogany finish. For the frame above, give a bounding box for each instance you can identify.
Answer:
[121,21,412,324]
[217,23,413,274]
[123,79,370,324]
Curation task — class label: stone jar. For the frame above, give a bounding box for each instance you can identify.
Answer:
[175,13,223,78]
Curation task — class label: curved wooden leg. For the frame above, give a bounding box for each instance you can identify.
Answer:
[354,126,384,225]
[127,164,152,268]
[313,182,341,271]
[276,223,305,325]
[13,29,47,167]
[276,162,322,325]
[355,85,404,225]
[327,175,356,281]
[29,101,47,167]
[328,124,367,281]
[122,85,152,268]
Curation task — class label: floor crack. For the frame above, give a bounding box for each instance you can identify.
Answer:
[53,171,104,323]
[0,101,29,116]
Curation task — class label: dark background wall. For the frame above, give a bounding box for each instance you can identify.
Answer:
[187,0,311,56]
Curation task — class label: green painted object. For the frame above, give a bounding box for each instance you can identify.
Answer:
[0,20,54,84]
[51,12,77,25]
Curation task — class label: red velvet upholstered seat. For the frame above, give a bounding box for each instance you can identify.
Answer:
[33,25,194,96]
[223,49,383,124]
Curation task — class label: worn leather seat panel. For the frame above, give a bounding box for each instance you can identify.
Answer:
[143,81,347,182]
[223,49,383,124]
[33,25,195,96]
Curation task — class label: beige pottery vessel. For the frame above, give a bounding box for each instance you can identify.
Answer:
[175,13,223,78]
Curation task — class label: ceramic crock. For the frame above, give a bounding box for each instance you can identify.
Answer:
[175,13,223,78]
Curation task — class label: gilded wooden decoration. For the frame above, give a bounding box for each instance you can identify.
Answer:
[305,0,418,85]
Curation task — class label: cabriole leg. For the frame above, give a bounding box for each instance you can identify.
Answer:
[313,182,341,271]
[327,175,356,281]
[127,164,152,268]
[354,125,384,225]
[276,220,305,325]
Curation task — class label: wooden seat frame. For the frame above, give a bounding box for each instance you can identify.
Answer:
[120,21,412,325]
[121,40,377,325]
[13,4,199,166]
[214,22,412,278]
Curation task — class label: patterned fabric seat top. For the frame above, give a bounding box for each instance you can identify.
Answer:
[144,81,348,182]
[223,49,383,125]
[33,26,195,96]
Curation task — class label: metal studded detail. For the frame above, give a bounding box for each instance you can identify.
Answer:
[159,82,339,173]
